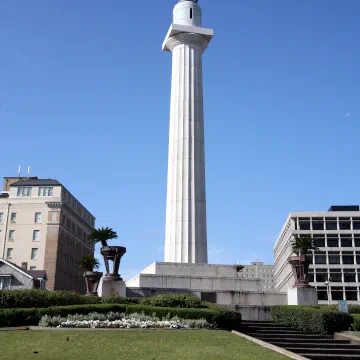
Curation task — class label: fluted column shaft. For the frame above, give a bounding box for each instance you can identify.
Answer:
[164,33,209,264]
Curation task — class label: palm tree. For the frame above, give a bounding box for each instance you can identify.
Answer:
[79,256,100,272]
[236,265,245,272]
[88,227,118,247]
[291,235,319,256]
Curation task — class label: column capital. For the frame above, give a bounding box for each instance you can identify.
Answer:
[165,33,209,53]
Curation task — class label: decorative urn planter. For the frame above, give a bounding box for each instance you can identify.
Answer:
[288,255,311,288]
[100,246,126,281]
[84,271,103,296]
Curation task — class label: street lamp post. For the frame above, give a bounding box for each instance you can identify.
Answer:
[325,278,332,305]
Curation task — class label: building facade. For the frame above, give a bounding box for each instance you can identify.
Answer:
[0,258,47,290]
[274,205,360,304]
[238,262,275,291]
[0,177,95,292]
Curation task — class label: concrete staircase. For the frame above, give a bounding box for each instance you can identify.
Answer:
[241,320,360,360]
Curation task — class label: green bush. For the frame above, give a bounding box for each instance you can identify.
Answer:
[139,294,201,308]
[352,314,360,330]
[126,304,241,330]
[0,290,140,309]
[0,304,128,327]
[99,297,140,305]
[271,306,353,335]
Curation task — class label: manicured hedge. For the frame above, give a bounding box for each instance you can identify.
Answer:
[0,290,139,309]
[139,294,202,308]
[0,304,128,327]
[271,306,353,335]
[352,314,360,330]
[126,304,241,330]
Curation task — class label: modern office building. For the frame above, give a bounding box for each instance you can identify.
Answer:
[0,176,95,292]
[238,261,275,291]
[274,205,360,304]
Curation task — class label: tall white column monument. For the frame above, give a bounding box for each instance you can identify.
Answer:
[163,0,213,264]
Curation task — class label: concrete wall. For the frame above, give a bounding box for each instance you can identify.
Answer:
[149,262,239,277]
[126,287,281,321]
[131,273,262,292]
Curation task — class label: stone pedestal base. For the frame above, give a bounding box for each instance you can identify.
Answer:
[99,279,126,297]
[287,287,318,306]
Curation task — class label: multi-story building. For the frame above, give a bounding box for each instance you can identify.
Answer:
[238,261,275,291]
[0,176,95,292]
[274,205,360,304]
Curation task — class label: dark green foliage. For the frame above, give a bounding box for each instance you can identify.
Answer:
[0,304,128,327]
[291,235,319,255]
[99,296,140,305]
[352,314,360,330]
[271,305,353,335]
[79,256,100,271]
[139,294,202,308]
[88,227,118,247]
[126,304,241,330]
[0,290,140,309]
[0,290,98,309]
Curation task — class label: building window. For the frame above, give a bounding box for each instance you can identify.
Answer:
[6,248,13,260]
[17,187,32,197]
[31,248,39,260]
[326,218,338,230]
[339,218,351,230]
[9,230,15,241]
[38,187,53,196]
[314,236,325,248]
[327,236,339,247]
[344,271,356,282]
[329,269,342,282]
[299,218,311,230]
[316,272,328,282]
[341,236,353,247]
[353,218,360,230]
[21,262,28,270]
[33,230,40,241]
[328,252,341,264]
[312,218,324,230]
[345,287,358,301]
[315,253,327,264]
[342,253,354,264]
[10,213,16,223]
[30,266,36,270]
[331,287,344,301]
[0,213,3,223]
[317,286,328,301]
[35,213,41,223]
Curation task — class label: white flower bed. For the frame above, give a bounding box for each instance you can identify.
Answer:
[58,318,191,329]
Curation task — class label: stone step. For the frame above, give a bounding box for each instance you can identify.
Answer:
[253,329,305,334]
[268,339,351,345]
[247,333,334,340]
[241,321,288,327]
[245,325,296,331]
[272,342,356,349]
[300,354,360,360]
[287,347,360,355]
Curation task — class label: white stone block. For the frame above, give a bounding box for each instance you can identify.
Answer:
[100,280,126,297]
[287,287,318,306]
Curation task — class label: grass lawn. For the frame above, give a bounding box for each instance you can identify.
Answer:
[0,330,289,360]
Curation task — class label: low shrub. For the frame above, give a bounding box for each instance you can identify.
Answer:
[352,314,360,330]
[139,294,201,308]
[126,304,241,330]
[100,297,140,305]
[271,306,353,335]
[0,290,140,309]
[0,304,128,327]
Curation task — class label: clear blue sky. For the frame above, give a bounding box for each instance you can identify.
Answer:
[1,0,359,280]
